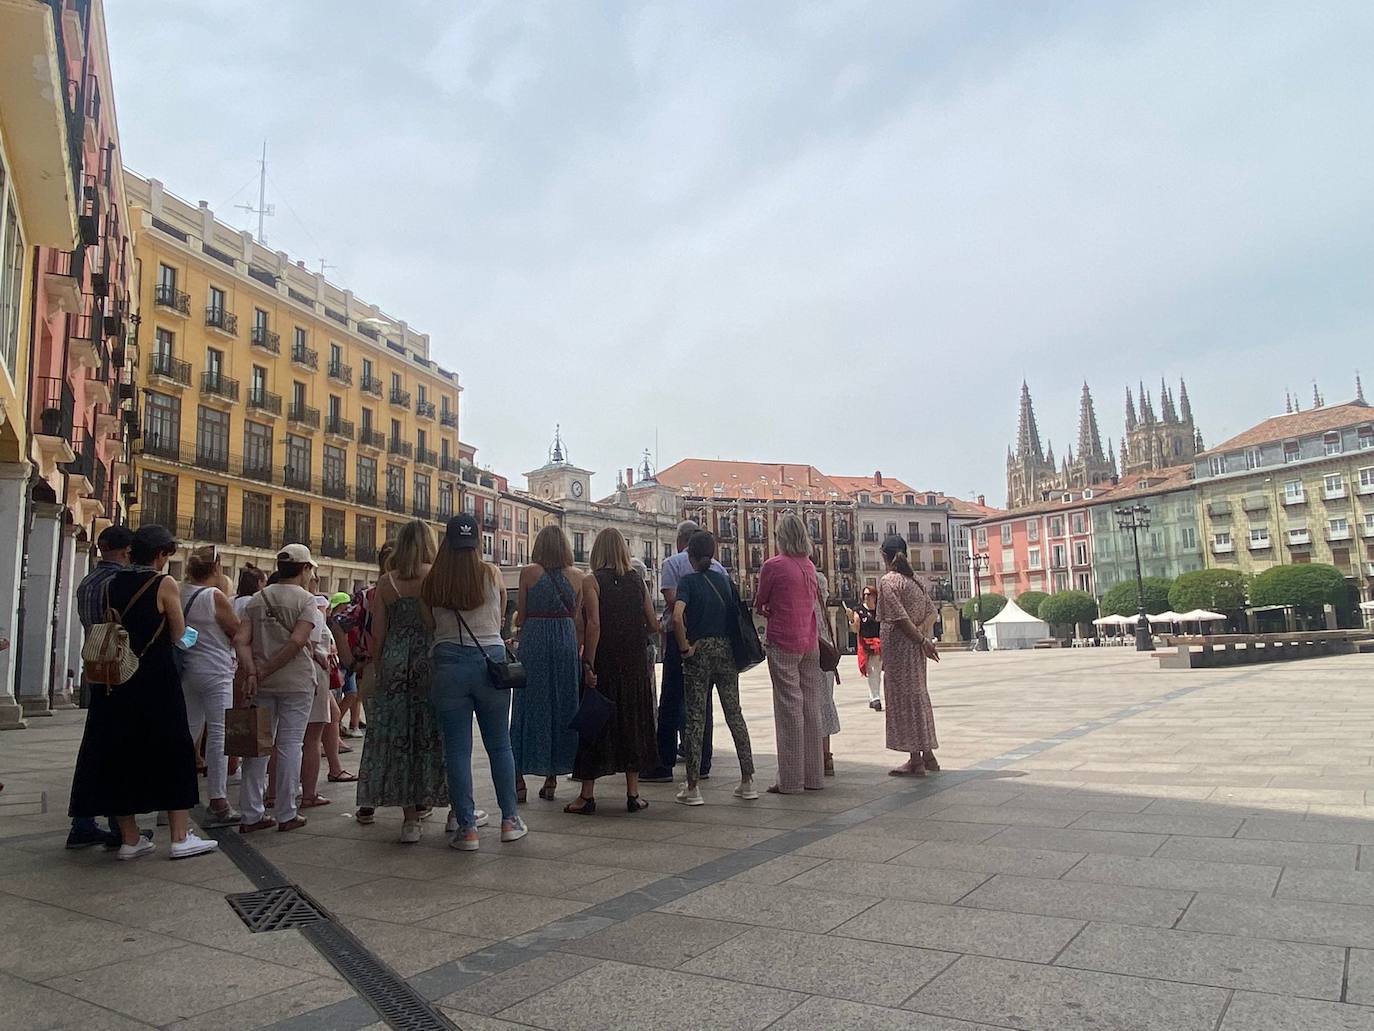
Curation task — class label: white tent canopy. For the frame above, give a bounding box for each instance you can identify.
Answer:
[1147,611,1183,624]
[1093,614,1134,626]
[1178,609,1226,622]
[984,598,1050,650]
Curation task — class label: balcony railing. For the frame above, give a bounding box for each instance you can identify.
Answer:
[440,411,457,428]
[237,523,274,549]
[1211,541,1235,554]
[149,352,191,385]
[195,445,230,472]
[1247,535,1271,551]
[359,428,385,449]
[1282,491,1306,506]
[291,344,319,370]
[1361,521,1374,539]
[906,531,924,544]
[200,371,239,402]
[390,388,411,408]
[325,416,354,440]
[288,403,320,428]
[835,527,852,543]
[1288,528,1312,545]
[574,549,588,564]
[861,531,879,542]
[416,399,436,419]
[247,388,282,416]
[929,532,945,544]
[385,492,406,514]
[483,514,498,530]
[416,447,438,467]
[322,479,349,501]
[284,465,312,490]
[861,560,882,572]
[746,529,766,543]
[360,373,383,397]
[321,537,347,559]
[154,284,190,315]
[412,504,433,521]
[34,377,75,439]
[388,438,413,459]
[205,306,238,336]
[441,456,461,474]
[1327,527,1352,542]
[328,360,353,385]
[250,325,280,353]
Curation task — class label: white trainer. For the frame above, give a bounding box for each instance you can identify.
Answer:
[116,838,155,861]
[169,832,219,861]
[445,808,489,833]
[676,786,705,806]
[500,816,528,843]
[449,829,479,851]
[734,778,759,800]
[399,821,422,844]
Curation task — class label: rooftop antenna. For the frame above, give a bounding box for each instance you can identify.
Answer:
[234,141,275,244]
[318,259,335,277]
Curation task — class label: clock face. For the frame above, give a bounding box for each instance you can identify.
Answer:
[571,480,584,498]
[542,484,553,499]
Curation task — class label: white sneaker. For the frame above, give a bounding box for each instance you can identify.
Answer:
[500,816,528,843]
[445,808,489,833]
[169,832,219,861]
[399,821,422,844]
[734,778,759,800]
[450,829,480,851]
[676,785,705,806]
[116,838,155,861]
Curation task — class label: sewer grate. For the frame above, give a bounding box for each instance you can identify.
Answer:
[303,920,458,1031]
[227,886,326,932]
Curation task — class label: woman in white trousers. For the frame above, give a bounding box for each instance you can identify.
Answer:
[180,546,241,826]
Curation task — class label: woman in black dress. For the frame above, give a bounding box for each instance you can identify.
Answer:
[69,525,218,861]
[565,528,658,814]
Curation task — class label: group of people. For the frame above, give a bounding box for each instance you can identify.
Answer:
[65,509,941,860]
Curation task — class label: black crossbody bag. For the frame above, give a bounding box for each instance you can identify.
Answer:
[453,608,526,690]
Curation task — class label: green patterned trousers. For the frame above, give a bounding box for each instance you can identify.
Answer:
[683,636,755,783]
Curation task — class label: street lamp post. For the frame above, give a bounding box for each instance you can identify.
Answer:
[969,551,990,651]
[1115,503,1154,652]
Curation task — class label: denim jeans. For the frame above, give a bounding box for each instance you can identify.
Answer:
[652,633,712,775]
[432,642,518,828]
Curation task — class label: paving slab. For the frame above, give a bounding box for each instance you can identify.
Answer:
[784,858,989,903]
[1056,921,1346,998]
[1275,866,1374,906]
[1219,992,1374,1030]
[0,969,153,1031]
[767,995,1003,1030]
[657,880,880,931]
[1239,816,1374,846]
[909,953,1228,1031]
[1155,834,1359,870]
[888,839,1086,878]
[1350,950,1374,1008]
[958,872,1192,927]
[984,825,1167,857]
[556,911,749,969]
[1062,853,1281,896]
[833,898,1083,962]
[1069,810,1245,837]
[1179,893,1374,948]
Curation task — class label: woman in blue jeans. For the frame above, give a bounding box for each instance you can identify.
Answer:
[421,514,528,851]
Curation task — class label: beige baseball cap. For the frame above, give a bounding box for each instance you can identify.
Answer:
[277,543,318,567]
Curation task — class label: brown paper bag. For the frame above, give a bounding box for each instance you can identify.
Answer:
[224,704,273,758]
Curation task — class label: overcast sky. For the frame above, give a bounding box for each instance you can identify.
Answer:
[107,1,1374,505]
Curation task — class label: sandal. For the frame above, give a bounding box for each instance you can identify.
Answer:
[239,818,276,834]
[327,771,358,783]
[538,778,557,801]
[516,780,527,805]
[627,795,648,813]
[300,796,331,809]
[563,797,596,815]
[277,816,308,832]
[824,753,835,777]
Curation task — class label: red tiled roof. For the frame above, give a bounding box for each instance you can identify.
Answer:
[1200,400,1372,456]
[972,465,1192,523]
[654,459,848,501]
[828,473,921,497]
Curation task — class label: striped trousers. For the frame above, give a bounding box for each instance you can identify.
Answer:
[766,645,825,792]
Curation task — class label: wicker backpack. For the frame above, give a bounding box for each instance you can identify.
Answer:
[82,573,165,688]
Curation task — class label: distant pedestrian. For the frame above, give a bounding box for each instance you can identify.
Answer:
[879,535,941,776]
[512,525,584,803]
[641,520,718,783]
[421,514,526,850]
[755,513,825,794]
[566,528,658,814]
[849,586,883,711]
[672,531,756,806]
[233,565,266,618]
[345,543,392,825]
[70,525,218,860]
[355,521,449,843]
[179,545,241,827]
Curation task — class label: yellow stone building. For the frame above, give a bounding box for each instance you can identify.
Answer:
[125,173,465,594]
[1193,392,1374,598]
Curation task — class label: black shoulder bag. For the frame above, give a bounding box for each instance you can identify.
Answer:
[453,608,526,690]
[703,573,764,673]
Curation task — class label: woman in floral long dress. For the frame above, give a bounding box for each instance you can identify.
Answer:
[877,534,940,776]
[356,521,449,843]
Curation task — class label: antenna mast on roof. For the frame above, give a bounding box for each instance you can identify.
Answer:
[234,141,275,244]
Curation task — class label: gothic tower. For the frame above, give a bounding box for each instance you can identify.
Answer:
[1123,377,1201,476]
[1063,382,1113,490]
[1005,382,1057,509]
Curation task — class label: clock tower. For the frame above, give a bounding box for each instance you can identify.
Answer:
[525,425,594,505]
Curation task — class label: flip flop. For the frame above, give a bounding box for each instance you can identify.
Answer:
[300,796,332,808]
[327,771,358,782]
[888,767,926,777]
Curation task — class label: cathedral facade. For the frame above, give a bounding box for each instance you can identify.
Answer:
[1005,379,1201,510]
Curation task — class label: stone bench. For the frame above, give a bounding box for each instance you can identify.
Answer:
[1156,630,1372,669]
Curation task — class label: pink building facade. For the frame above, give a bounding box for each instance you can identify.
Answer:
[973,492,1101,601]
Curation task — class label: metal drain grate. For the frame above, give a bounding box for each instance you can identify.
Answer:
[227,886,326,932]
[304,921,457,1031]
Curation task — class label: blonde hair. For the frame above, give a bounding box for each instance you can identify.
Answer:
[391,520,437,580]
[531,524,573,570]
[590,528,631,575]
[775,513,813,558]
[185,544,220,582]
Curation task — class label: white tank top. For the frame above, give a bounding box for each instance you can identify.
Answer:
[431,580,503,650]
[180,584,236,681]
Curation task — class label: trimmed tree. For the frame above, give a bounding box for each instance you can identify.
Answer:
[1038,590,1099,638]
[1250,563,1348,623]
[1100,576,1174,617]
[1015,591,1049,618]
[962,592,1007,623]
[1169,569,1248,613]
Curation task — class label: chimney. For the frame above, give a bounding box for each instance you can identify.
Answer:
[874,471,883,486]
[626,467,634,486]
[977,494,986,506]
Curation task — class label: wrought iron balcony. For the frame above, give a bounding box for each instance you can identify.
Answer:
[359,428,385,449]
[321,536,347,559]
[322,479,349,501]
[386,492,406,514]
[325,416,354,440]
[251,325,280,353]
[356,485,378,506]
[412,504,433,521]
[205,306,238,336]
[416,447,437,467]
[200,371,239,402]
[247,388,282,416]
[149,352,191,386]
[416,399,436,419]
[390,388,411,408]
[328,360,353,385]
[360,373,383,397]
[284,465,312,490]
[388,438,413,460]
[861,531,879,543]
[288,403,320,429]
[154,284,190,316]
[440,411,457,428]
[441,456,461,474]
[291,344,319,370]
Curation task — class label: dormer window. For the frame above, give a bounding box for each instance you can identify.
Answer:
[859,492,870,503]
[882,493,892,504]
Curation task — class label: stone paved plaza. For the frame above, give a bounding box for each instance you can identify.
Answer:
[2,649,1374,1030]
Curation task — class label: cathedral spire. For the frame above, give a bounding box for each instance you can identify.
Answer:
[1160,378,1178,422]
[1015,381,1045,462]
[1194,428,1204,451]
[1125,387,1137,432]
[1076,382,1106,463]
[1313,381,1323,410]
[1178,379,1193,423]
[1107,437,1118,477]
[1285,389,1293,415]
[1138,381,1155,424]
[1358,370,1367,405]
[1045,438,1055,469]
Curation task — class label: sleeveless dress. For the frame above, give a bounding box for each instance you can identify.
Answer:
[511,568,580,777]
[69,569,200,817]
[355,581,449,808]
[573,570,656,780]
[878,571,939,754]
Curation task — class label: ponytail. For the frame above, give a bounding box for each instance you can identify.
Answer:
[890,552,915,579]
[880,535,914,579]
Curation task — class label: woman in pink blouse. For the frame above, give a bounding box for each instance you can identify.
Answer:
[754,514,824,793]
